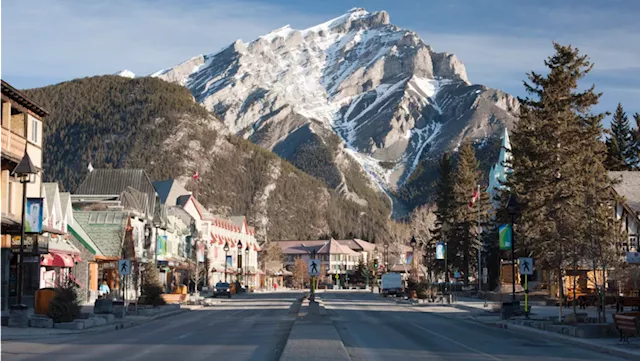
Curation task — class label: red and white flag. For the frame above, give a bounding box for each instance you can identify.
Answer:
[468,186,479,208]
[192,171,199,180]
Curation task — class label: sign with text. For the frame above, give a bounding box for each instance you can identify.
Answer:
[25,198,43,233]
[11,235,48,254]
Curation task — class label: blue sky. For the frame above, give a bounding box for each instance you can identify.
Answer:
[2,0,639,123]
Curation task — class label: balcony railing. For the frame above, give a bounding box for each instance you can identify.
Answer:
[1,127,27,162]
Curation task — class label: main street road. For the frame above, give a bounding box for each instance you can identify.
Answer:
[1,292,301,361]
[322,291,626,361]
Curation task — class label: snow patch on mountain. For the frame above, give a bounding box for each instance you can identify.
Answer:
[115,69,135,78]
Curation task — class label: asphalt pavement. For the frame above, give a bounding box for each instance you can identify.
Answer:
[1,292,302,361]
[321,291,628,361]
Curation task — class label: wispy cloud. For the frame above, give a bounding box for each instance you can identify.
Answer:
[2,0,323,83]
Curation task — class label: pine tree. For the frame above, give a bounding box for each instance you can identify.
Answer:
[630,113,640,170]
[605,104,633,170]
[451,140,481,286]
[508,43,620,320]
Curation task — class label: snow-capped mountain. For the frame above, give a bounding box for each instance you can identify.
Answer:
[152,8,518,210]
[115,69,136,78]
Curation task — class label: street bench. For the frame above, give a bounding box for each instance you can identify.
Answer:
[612,312,640,342]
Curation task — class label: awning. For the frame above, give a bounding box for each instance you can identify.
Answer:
[41,252,75,268]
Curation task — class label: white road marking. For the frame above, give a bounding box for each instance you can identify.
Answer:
[410,322,503,361]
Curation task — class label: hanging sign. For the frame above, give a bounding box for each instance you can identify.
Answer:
[499,224,512,250]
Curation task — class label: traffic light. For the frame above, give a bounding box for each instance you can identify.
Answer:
[373,259,379,269]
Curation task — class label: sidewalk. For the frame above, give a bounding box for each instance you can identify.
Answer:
[1,305,197,341]
[388,296,640,360]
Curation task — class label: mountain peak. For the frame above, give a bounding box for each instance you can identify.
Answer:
[115,69,135,78]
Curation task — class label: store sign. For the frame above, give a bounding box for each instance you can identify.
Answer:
[101,261,118,270]
[11,235,49,254]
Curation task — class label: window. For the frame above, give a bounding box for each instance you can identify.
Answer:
[31,119,38,143]
[630,236,639,251]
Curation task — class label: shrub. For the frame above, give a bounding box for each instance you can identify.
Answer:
[141,263,166,307]
[48,282,82,323]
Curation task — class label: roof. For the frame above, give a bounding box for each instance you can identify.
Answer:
[59,192,71,213]
[153,179,191,206]
[275,239,361,255]
[48,237,81,255]
[339,238,376,252]
[317,239,359,255]
[1,80,49,117]
[67,215,104,256]
[43,183,59,215]
[73,211,128,257]
[610,171,640,214]
[75,169,157,218]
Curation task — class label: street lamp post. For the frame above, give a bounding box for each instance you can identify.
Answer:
[409,236,417,279]
[223,243,230,282]
[507,195,521,302]
[245,247,249,289]
[441,221,450,294]
[383,242,389,273]
[11,152,37,306]
[236,241,242,283]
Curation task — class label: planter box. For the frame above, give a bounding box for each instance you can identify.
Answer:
[29,316,53,328]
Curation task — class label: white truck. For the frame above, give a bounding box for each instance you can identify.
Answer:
[381,272,403,297]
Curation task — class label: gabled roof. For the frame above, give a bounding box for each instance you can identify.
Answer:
[339,238,375,252]
[43,182,60,216]
[75,169,157,218]
[68,215,103,256]
[153,179,191,206]
[73,211,128,257]
[317,239,359,255]
[610,171,640,215]
[1,80,49,117]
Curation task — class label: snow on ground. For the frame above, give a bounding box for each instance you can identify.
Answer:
[115,69,135,78]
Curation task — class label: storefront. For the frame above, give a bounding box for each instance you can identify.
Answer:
[40,235,81,289]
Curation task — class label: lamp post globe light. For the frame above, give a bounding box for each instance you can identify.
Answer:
[11,151,37,306]
[223,243,230,282]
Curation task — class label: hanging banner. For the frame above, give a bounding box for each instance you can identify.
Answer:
[226,255,233,267]
[197,241,205,262]
[436,242,446,260]
[405,252,413,265]
[499,224,513,250]
[156,235,167,260]
[25,198,43,233]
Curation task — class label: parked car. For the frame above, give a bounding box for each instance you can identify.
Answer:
[213,282,232,298]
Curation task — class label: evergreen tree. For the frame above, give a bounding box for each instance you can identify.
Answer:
[605,104,633,170]
[451,140,481,286]
[508,43,620,319]
[630,113,640,170]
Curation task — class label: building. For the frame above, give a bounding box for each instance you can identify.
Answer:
[1,80,49,313]
[486,127,511,207]
[71,169,163,301]
[153,179,260,289]
[275,238,375,286]
[40,183,81,290]
[611,171,640,252]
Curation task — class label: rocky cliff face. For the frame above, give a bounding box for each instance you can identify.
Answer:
[153,8,519,213]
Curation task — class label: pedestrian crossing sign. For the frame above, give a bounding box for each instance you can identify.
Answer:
[118,259,131,275]
[519,257,533,275]
[308,259,319,276]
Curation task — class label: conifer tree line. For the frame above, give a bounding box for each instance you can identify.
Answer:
[410,43,632,314]
[605,103,640,171]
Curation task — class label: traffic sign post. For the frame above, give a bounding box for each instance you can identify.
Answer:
[118,260,131,275]
[519,257,533,318]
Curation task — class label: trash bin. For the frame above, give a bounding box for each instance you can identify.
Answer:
[501,301,514,319]
[35,288,56,315]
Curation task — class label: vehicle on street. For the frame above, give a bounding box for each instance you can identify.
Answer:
[213,282,232,298]
[381,272,403,296]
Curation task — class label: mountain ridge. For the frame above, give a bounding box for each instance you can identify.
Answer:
[153,8,518,214]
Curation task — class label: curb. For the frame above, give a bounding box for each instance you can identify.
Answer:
[501,322,640,360]
[1,307,190,341]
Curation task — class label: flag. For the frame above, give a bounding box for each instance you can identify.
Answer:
[468,186,479,208]
[192,171,199,180]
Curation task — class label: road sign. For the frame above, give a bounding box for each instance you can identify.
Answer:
[118,260,131,275]
[519,257,533,275]
[308,259,320,276]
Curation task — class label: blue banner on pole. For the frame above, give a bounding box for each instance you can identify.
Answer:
[436,242,446,260]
